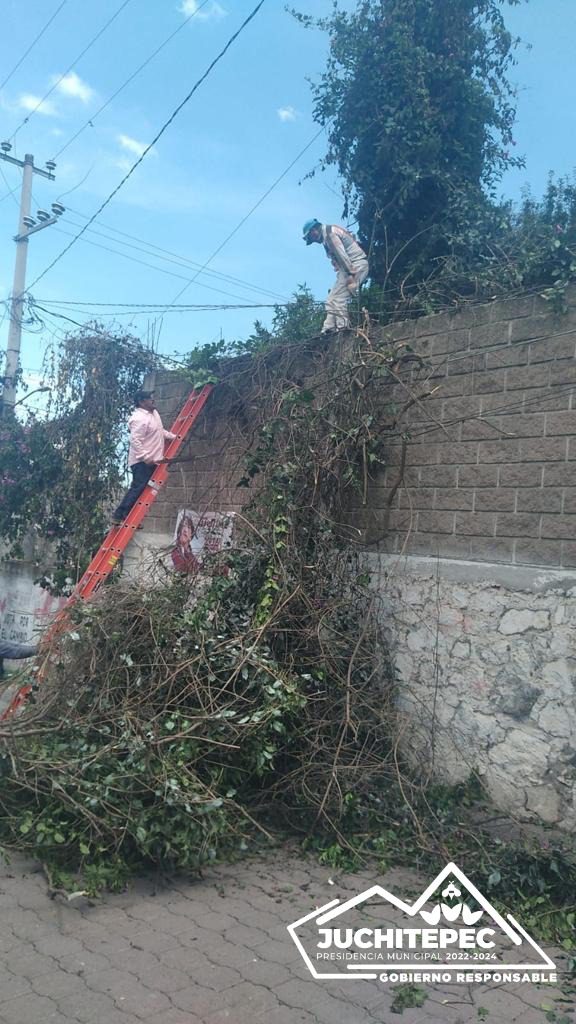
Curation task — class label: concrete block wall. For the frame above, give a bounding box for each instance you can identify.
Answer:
[363,291,576,568]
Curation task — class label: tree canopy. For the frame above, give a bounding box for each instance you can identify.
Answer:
[296,0,525,303]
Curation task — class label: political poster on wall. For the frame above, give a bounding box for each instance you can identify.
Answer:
[171,509,234,575]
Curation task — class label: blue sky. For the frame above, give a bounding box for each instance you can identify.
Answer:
[0,0,574,404]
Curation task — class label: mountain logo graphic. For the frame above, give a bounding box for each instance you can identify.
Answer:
[287,862,557,983]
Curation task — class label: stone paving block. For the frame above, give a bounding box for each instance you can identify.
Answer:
[193,963,243,991]
[3,949,56,979]
[109,947,161,977]
[0,992,59,1024]
[190,912,239,933]
[171,983,238,1017]
[214,981,279,1013]
[273,978,331,1011]
[78,932,132,957]
[238,958,292,987]
[190,938,260,969]
[30,969,88,1000]
[252,938,301,966]
[145,1010,202,1024]
[136,963,191,995]
[57,949,113,976]
[256,1008,320,1024]
[124,927,182,953]
[34,934,86,959]
[223,929,270,950]
[57,987,119,1022]
[0,970,34,1001]
[158,946,216,974]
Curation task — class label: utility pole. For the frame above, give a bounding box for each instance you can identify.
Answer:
[0,141,64,417]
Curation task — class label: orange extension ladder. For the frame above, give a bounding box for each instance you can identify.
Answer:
[0,384,213,721]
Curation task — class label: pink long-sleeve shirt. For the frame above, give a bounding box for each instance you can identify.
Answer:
[127,408,176,466]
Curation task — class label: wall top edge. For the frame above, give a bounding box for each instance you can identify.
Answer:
[364,552,576,595]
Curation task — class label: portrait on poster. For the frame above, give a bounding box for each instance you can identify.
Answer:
[171,509,234,574]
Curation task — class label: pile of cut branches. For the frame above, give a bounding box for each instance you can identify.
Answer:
[0,328,413,888]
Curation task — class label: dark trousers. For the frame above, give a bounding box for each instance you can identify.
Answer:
[113,461,156,521]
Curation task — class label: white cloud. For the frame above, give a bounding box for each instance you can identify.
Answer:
[277,106,298,123]
[17,93,58,117]
[117,134,155,158]
[179,0,226,21]
[54,71,94,104]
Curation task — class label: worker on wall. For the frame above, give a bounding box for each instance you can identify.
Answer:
[303,218,369,333]
[112,390,176,524]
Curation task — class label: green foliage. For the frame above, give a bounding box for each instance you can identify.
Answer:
[0,326,158,593]
[295,0,523,293]
[238,286,324,350]
[391,983,427,1014]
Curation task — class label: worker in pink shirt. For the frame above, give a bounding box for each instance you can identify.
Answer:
[111,389,176,524]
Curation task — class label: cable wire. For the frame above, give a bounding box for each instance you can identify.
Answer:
[0,1,68,92]
[48,224,271,305]
[9,0,134,141]
[60,209,289,302]
[50,0,213,161]
[164,124,325,308]
[26,0,267,292]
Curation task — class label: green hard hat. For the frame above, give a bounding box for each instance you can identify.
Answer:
[303,218,321,243]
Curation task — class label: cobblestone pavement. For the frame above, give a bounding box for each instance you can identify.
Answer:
[0,851,571,1024]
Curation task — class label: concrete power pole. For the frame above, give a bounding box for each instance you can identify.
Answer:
[0,142,64,417]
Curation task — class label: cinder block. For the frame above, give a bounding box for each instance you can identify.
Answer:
[544,463,576,486]
[458,465,499,488]
[510,315,554,343]
[419,465,458,487]
[506,365,549,391]
[430,329,470,355]
[474,488,516,512]
[528,336,576,363]
[545,410,576,436]
[492,294,534,321]
[519,438,567,462]
[540,515,574,540]
[469,322,510,350]
[563,490,576,514]
[515,539,563,567]
[469,537,514,563]
[479,439,521,463]
[438,441,479,464]
[454,512,497,537]
[498,462,544,489]
[417,510,456,534]
[473,369,508,394]
[516,489,563,514]
[434,488,474,511]
[498,413,545,438]
[460,418,503,442]
[485,345,529,369]
[496,513,540,538]
[561,541,576,566]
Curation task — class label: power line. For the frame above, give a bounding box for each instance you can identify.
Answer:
[9,0,134,142]
[0,1,68,92]
[47,224,271,305]
[163,125,326,309]
[61,209,289,302]
[51,0,213,162]
[26,0,267,293]
[0,164,20,208]
[33,299,284,316]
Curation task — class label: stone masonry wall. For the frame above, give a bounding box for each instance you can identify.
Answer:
[369,554,576,830]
